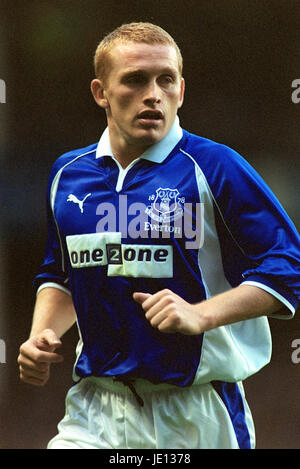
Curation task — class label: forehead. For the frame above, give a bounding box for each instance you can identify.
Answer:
[107,42,180,76]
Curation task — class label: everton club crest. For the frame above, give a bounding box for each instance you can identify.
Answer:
[146,187,184,223]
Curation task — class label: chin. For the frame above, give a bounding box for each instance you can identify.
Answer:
[135,128,167,146]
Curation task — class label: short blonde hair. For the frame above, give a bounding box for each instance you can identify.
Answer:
[94,22,183,83]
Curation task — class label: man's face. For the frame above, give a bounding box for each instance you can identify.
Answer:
[92,42,184,159]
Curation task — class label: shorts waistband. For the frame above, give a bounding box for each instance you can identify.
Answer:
[81,375,182,396]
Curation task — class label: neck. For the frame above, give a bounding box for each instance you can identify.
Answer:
[111,145,145,169]
[109,134,152,169]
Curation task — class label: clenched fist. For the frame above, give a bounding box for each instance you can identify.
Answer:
[18,329,63,386]
[133,289,204,335]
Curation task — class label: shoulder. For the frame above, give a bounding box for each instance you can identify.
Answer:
[180,129,245,169]
[48,142,98,181]
[179,129,261,189]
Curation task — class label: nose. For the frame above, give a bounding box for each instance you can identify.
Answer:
[143,80,161,105]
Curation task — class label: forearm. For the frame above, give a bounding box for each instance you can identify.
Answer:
[134,284,283,335]
[30,287,77,338]
[198,284,282,331]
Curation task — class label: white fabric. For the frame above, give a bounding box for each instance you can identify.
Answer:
[47,377,255,449]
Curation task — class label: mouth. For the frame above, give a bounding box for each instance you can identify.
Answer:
[137,109,164,123]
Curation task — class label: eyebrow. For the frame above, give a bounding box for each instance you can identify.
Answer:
[120,66,179,79]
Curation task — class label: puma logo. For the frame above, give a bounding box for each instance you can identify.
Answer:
[67,193,91,213]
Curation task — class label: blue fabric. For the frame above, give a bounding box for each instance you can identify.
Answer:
[211,381,251,449]
[33,125,300,384]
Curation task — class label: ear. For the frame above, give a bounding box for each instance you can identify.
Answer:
[90,79,109,109]
[178,77,185,109]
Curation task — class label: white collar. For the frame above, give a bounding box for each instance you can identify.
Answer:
[95,115,183,164]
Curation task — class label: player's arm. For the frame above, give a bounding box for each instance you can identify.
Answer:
[204,144,300,317]
[133,284,282,335]
[18,287,76,386]
[19,154,78,386]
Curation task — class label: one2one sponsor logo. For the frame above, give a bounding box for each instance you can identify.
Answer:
[0,79,6,104]
[291,79,300,104]
[66,232,173,278]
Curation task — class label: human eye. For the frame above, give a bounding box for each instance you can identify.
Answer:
[158,74,176,86]
[122,73,146,86]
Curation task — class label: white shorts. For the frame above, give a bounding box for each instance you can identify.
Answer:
[47,377,255,449]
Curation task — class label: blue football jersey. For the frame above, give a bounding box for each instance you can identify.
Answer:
[34,117,300,386]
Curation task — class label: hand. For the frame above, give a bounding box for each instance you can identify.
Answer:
[18,329,63,386]
[133,289,203,335]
